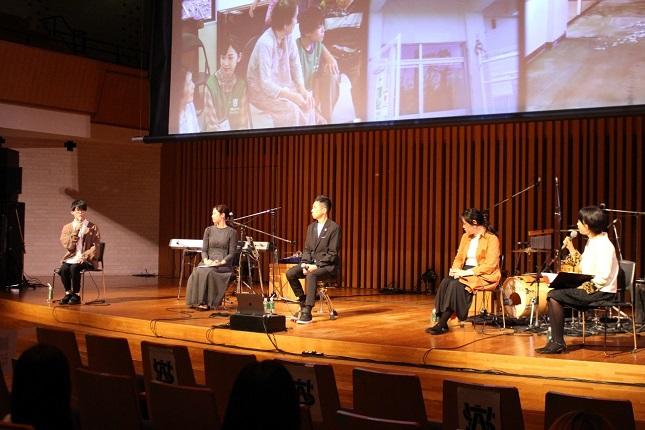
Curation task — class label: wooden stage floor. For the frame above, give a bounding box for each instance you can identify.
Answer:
[1,276,645,429]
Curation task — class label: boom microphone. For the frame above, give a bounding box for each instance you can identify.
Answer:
[561,230,578,251]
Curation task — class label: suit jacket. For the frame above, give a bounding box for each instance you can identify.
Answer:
[301,219,341,270]
[452,231,501,291]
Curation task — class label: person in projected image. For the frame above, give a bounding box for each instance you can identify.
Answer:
[426,208,501,335]
[203,35,249,131]
[322,0,366,121]
[246,0,315,127]
[536,206,619,354]
[185,205,238,311]
[297,6,340,124]
[249,0,323,25]
[177,68,201,133]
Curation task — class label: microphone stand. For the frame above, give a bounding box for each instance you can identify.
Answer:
[524,252,554,332]
[486,178,541,212]
[229,213,295,298]
[483,178,541,325]
[553,177,563,272]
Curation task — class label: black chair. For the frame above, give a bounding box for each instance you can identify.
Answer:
[51,242,106,304]
[471,254,506,332]
[580,260,637,353]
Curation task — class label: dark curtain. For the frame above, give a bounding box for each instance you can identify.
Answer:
[148,0,172,137]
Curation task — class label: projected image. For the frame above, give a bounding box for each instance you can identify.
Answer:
[367,1,519,121]
[525,0,645,111]
[169,0,522,134]
[170,0,370,133]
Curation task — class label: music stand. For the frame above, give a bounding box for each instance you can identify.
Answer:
[549,272,593,290]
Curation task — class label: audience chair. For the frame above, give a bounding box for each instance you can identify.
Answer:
[336,410,422,430]
[580,260,637,353]
[544,391,634,430]
[140,341,196,393]
[0,423,35,429]
[51,242,106,304]
[352,367,433,428]
[0,364,10,420]
[35,326,84,402]
[86,334,136,376]
[203,349,257,420]
[443,379,524,430]
[279,360,341,430]
[86,334,145,394]
[76,368,145,430]
[148,381,220,430]
[300,404,314,430]
[471,254,506,332]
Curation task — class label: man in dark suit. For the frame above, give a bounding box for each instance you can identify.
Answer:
[286,195,341,323]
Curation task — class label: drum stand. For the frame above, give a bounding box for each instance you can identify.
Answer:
[524,260,552,333]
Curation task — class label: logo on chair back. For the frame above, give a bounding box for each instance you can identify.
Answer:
[457,387,501,430]
[149,346,177,384]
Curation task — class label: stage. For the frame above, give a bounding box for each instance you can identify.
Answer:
[1,276,645,429]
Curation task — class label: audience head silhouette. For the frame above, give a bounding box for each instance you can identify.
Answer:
[222,360,300,430]
[11,343,73,430]
[549,410,615,430]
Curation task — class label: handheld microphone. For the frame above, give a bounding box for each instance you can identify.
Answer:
[561,230,578,251]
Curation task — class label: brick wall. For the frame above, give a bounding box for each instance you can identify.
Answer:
[7,138,160,277]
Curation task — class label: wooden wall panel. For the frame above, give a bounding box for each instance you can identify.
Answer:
[0,40,147,129]
[159,114,645,290]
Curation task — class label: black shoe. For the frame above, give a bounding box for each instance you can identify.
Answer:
[68,294,81,305]
[297,306,313,324]
[425,324,448,335]
[60,292,73,304]
[535,341,566,354]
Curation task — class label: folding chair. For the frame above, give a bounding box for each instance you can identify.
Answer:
[51,242,106,304]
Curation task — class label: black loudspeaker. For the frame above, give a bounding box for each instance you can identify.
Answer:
[0,201,25,287]
[229,313,287,333]
[0,148,22,201]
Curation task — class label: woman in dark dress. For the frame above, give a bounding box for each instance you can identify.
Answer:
[426,208,501,335]
[186,204,238,310]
